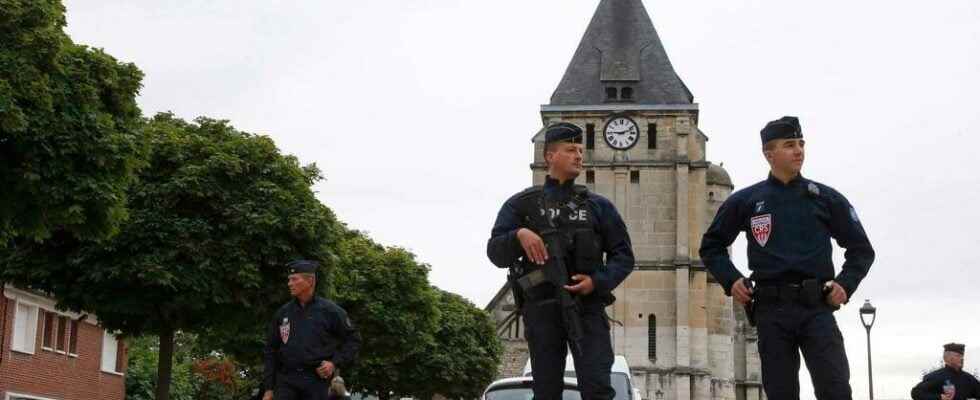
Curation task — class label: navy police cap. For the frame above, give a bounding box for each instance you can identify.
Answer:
[286,259,319,275]
[760,116,802,145]
[544,122,583,144]
[944,343,966,355]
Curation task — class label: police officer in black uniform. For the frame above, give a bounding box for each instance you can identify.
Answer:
[699,116,875,400]
[487,122,634,400]
[263,260,361,400]
[912,343,980,400]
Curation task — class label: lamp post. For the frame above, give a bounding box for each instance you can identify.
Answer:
[860,299,877,400]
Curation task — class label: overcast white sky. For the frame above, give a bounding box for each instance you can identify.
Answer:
[62,1,979,399]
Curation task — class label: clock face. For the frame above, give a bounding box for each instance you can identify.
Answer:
[604,116,639,150]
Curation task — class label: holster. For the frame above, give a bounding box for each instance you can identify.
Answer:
[800,279,823,308]
[744,279,757,327]
[507,267,527,310]
[801,278,840,311]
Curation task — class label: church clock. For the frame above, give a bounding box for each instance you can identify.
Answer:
[603,115,639,150]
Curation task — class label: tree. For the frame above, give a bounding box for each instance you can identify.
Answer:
[411,289,502,400]
[0,0,145,243]
[327,230,441,400]
[1,113,340,400]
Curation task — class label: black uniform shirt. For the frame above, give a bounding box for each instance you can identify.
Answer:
[912,366,980,400]
[487,176,634,296]
[699,174,875,296]
[263,296,361,389]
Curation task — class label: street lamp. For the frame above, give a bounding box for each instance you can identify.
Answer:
[860,299,877,400]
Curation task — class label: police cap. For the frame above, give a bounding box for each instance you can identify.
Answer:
[944,343,966,355]
[544,122,583,144]
[760,116,803,145]
[286,259,319,275]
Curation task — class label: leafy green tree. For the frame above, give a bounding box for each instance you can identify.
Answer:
[1,113,340,400]
[126,334,199,400]
[411,289,502,400]
[0,0,145,243]
[326,231,440,400]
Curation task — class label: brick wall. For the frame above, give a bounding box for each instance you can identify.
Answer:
[0,296,127,400]
[496,339,530,380]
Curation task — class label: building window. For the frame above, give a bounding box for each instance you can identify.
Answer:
[7,393,62,400]
[648,123,657,149]
[586,170,595,184]
[102,331,124,373]
[56,315,68,352]
[648,314,657,361]
[605,87,618,101]
[630,170,640,184]
[42,310,54,349]
[12,301,39,354]
[586,124,595,150]
[69,319,80,355]
[621,87,633,100]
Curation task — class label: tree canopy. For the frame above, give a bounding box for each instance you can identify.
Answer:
[0,0,145,243]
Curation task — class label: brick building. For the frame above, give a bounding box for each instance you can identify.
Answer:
[0,285,127,400]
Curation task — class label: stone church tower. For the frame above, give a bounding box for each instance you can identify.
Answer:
[485,1,765,400]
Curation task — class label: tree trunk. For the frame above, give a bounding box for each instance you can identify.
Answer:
[156,327,176,400]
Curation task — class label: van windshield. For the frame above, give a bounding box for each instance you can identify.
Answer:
[561,372,631,400]
[485,388,581,400]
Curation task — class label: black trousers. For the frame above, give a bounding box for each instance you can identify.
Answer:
[755,298,852,400]
[522,298,615,400]
[275,371,330,400]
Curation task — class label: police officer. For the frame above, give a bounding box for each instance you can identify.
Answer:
[699,116,875,400]
[263,260,361,400]
[912,343,980,400]
[487,122,634,400]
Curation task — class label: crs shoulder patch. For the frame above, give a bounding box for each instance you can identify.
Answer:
[750,214,772,247]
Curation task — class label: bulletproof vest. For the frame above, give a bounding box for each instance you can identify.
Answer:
[515,185,602,275]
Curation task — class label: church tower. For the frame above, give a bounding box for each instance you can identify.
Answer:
[487,1,763,400]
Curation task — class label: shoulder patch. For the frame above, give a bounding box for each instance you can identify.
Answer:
[807,182,821,197]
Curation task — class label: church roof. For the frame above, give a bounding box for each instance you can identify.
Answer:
[550,0,693,106]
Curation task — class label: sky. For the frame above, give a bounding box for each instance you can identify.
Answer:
[61,1,980,399]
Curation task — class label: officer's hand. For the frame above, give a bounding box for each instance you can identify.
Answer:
[732,278,753,306]
[517,228,548,265]
[564,274,594,295]
[262,390,274,400]
[825,281,848,307]
[317,361,335,379]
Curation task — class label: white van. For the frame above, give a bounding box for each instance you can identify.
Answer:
[521,355,642,400]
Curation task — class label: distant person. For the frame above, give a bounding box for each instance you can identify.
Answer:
[263,260,361,400]
[912,343,980,400]
[700,116,875,400]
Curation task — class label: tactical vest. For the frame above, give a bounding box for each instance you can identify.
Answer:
[514,185,603,276]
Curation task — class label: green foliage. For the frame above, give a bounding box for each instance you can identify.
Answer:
[0,0,145,243]
[1,112,339,335]
[125,334,200,400]
[318,230,442,399]
[1,113,339,400]
[411,289,503,400]
[125,333,251,400]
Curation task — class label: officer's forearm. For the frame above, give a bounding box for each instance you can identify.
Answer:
[592,253,634,295]
[487,229,523,268]
[702,254,744,295]
[834,245,875,296]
